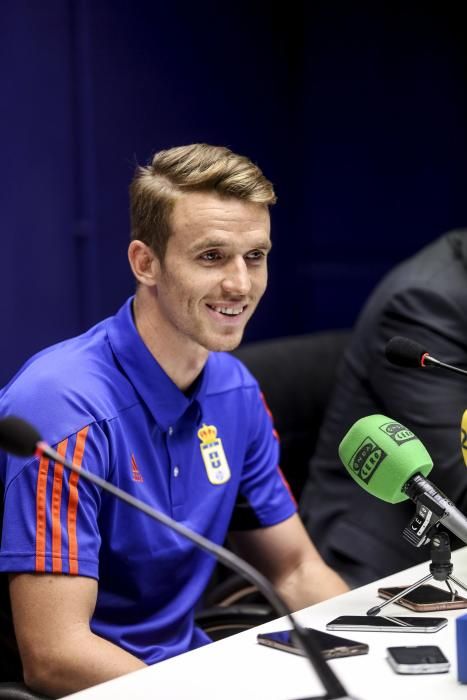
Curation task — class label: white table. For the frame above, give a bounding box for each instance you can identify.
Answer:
[64,548,467,699]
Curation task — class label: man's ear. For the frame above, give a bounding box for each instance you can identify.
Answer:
[128,240,160,286]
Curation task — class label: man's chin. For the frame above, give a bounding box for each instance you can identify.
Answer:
[204,330,245,353]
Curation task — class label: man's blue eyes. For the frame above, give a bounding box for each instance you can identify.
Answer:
[200,251,265,261]
[246,251,265,260]
[200,252,221,261]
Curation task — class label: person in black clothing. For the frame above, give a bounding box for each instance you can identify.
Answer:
[300,231,467,586]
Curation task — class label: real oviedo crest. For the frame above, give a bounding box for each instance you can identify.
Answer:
[197,423,231,485]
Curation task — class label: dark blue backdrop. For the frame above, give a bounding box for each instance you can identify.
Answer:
[1,1,467,384]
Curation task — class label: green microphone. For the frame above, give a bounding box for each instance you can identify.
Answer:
[338,414,433,504]
[339,414,467,546]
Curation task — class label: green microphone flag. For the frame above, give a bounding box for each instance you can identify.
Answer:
[338,414,433,504]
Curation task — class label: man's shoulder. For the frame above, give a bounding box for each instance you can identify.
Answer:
[380,232,466,292]
[0,319,137,440]
[355,232,467,329]
[3,320,107,390]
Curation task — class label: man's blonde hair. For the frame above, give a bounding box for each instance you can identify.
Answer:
[130,143,276,260]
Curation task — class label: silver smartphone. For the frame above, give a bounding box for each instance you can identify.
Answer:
[386,645,450,674]
[326,615,448,633]
[257,628,369,659]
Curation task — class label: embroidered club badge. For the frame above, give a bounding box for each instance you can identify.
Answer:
[197,423,231,485]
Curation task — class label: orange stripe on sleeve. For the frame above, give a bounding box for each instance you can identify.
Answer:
[51,438,68,573]
[278,466,297,508]
[67,426,89,575]
[259,392,272,419]
[259,392,280,441]
[35,455,50,572]
[259,393,295,504]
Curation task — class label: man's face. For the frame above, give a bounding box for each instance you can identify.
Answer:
[153,191,271,353]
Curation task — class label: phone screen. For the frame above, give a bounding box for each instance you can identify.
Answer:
[326,615,448,632]
[257,628,369,659]
[387,645,450,674]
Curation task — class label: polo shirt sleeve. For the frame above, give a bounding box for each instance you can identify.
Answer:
[0,422,108,579]
[230,388,297,531]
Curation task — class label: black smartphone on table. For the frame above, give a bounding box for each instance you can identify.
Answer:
[326,615,448,633]
[378,584,467,612]
[386,645,450,674]
[257,628,369,659]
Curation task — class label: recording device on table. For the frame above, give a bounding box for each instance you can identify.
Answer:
[0,417,357,700]
[326,616,447,633]
[386,645,450,675]
[378,583,467,612]
[257,628,369,659]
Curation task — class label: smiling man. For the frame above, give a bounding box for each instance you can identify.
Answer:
[0,144,348,697]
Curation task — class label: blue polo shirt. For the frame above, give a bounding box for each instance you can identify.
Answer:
[0,298,296,664]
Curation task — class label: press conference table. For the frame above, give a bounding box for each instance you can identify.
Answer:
[64,548,467,700]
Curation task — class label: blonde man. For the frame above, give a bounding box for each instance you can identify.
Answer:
[0,144,348,697]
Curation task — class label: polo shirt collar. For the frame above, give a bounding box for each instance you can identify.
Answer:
[106,297,208,430]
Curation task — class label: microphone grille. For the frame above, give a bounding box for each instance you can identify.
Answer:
[0,416,42,457]
[385,336,427,368]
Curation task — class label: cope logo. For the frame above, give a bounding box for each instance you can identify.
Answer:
[197,423,231,485]
[379,421,416,446]
[350,437,386,484]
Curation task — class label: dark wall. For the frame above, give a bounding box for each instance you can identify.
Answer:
[1,1,467,385]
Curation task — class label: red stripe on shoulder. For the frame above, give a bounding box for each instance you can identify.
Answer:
[259,392,281,442]
[67,426,89,574]
[35,455,50,572]
[51,438,68,573]
[277,466,297,508]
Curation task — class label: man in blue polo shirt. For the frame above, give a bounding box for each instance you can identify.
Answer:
[0,144,348,697]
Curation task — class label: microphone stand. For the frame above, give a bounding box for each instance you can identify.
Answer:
[36,441,357,700]
[421,353,467,377]
[367,530,467,616]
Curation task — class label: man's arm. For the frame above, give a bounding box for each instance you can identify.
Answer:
[9,572,145,698]
[229,513,348,612]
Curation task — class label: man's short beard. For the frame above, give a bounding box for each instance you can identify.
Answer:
[204,333,244,353]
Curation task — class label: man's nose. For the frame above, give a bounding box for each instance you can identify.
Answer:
[221,256,252,295]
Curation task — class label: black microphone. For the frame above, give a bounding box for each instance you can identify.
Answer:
[0,416,355,700]
[403,473,467,547]
[0,416,41,457]
[385,335,467,377]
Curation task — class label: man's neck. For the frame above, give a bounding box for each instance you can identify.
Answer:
[132,290,209,392]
